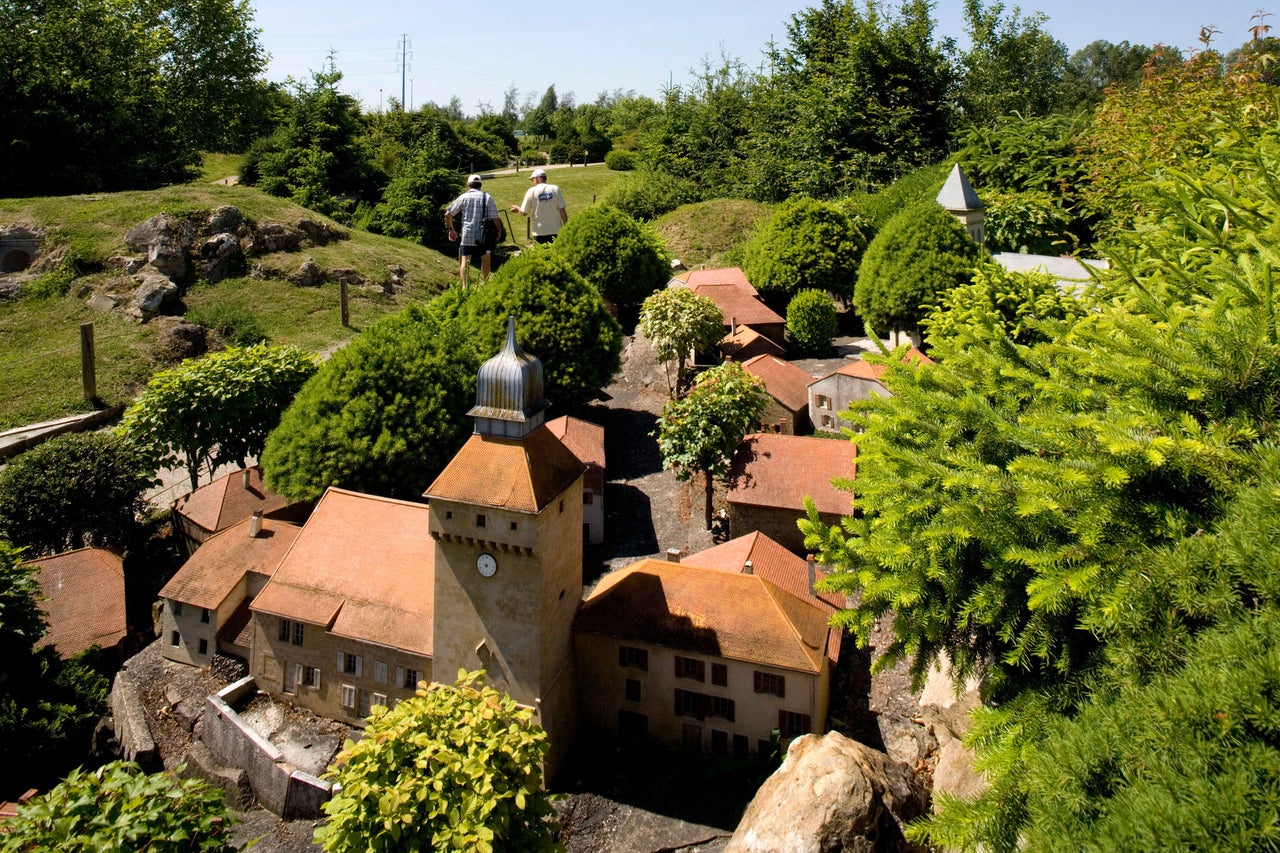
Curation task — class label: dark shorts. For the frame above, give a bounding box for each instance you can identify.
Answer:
[459,242,491,261]
[532,234,556,244]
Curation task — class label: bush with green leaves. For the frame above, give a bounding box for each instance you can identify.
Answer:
[120,344,318,491]
[600,169,702,221]
[316,670,561,853]
[463,250,622,409]
[553,204,669,322]
[852,200,985,338]
[369,147,460,248]
[0,761,235,852]
[262,305,479,502]
[741,198,870,302]
[0,431,155,557]
[785,290,838,356]
[604,149,636,171]
[639,287,725,398]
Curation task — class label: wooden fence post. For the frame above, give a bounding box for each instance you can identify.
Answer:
[340,280,350,328]
[80,322,96,401]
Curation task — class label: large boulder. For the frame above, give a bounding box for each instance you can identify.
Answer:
[126,273,179,323]
[194,232,245,282]
[206,205,243,235]
[125,213,194,282]
[918,663,986,807]
[244,221,305,255]
[726,732,928,853]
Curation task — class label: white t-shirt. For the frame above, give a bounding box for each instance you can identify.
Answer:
[519,182,567,237]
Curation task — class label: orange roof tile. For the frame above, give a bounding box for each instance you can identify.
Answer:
[684,282,783,329]
[26,548,126,657]
[681,267,759,294]
[424,427,584,513]
[742,354,816,413]
[830,346,935,382]
[546,415,605,470]
[727,433,856,516]
[250,488,435,656]
[685,531,843,612]
[219,597,254,648]
[576,559,832,673]
[172,465,289,535]
[161,517,302,609]
[719,326,786,361]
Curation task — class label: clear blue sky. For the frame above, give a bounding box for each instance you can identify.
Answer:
[249,1,1273,114]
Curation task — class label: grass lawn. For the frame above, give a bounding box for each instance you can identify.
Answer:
[477,164,622,248]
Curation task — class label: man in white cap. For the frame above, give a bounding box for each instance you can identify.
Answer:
[445,174,501,285]
[510,168,568,243]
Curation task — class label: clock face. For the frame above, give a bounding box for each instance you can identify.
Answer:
[476,553,498,578]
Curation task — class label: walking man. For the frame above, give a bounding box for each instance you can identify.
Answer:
[445,174,501,285]
[510,168,568,243]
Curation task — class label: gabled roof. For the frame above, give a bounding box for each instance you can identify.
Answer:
[677,275,783,330]
[937,163,983,211]
[172,465,288,536]
[161,517,302,609]
[719,325,785,361]
[424,427,584,513]
[26,548,126,657]
[727,433,856,516]
[679,266,758,295]
[251,488,434,656]
[742,355,815,413]
[820,347,935,383]
[685,531,843,612]
[546,415,605,470]
[576,559,833,673]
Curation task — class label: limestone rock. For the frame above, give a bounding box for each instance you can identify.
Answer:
[86,293,122,313]
[296,217,347,245]
[289,259,324,287]
[195,232,245,282]
[726,732,927,853]
[126,274,178,323]
[329,268,365,288]
[919,677,986,807]
[246,221,305,255]
[206,205,243,235]
[151,317,208,363]
[125,213,192,281]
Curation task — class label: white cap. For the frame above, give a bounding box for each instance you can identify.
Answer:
[531,168,548,179]
[467,174,482,186]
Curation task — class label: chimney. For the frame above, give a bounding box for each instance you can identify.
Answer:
[743,559,753,575]
[730,315,737,334]
[806,554,816,590]
[241,467,251,490]
[665,548,682,563]
[249,509,263,538]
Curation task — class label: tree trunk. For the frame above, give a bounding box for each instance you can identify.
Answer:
[703,471,715,531]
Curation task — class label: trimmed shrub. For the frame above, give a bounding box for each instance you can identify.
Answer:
[786,290,838,356]
[741,198,870,302]
[553,205,669,324]
[605,149,636,171]
[601,170,702,221]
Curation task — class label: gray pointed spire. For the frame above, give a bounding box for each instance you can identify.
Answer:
[937,163,983,212]
[468,315,548,438]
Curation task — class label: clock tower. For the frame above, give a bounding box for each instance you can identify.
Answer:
[424,317,584,778]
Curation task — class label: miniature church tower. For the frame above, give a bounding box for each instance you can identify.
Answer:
[424,317,584,779]
[937,163,985,246]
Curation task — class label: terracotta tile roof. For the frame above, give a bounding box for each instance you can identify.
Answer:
[26,548,126,657]
[546,415,605,470]
[172,465,289,536]
[742,355,816,413]
[719,326,785,360]
[684,282,784,330]
[424,426,584,513]
[250,488,434,656]
[727,433,856,516]
[161,517,301,609]
[685,531,843,612]
[576,559,832,673]
[829,346,935,382]
[219,597,254,648]
[680,267,759,294]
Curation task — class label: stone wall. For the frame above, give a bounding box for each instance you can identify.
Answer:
[109,670,160,771]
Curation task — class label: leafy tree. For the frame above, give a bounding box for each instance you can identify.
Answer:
[553,205,669,324]
[639,287,725,398]
[655,361,766,528]
[262,306,479,502]
[120,344,318,491]
[523,86,557,140]
[956,0,1068,128]
[1056,39,1153,113]
[0,761,235,852]
[368,146,460,248]
[316,670,561,853]
[0,432,155,558]
[852,200,985,339]
[463,251,623,409]
[599,170,703,221]
[741,197,870,302]
[786,290,838,356]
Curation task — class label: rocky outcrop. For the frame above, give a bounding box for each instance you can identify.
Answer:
[126,273,179,322]
[125,213,196,282]
[918,664,986,808]
[726,731,928,853]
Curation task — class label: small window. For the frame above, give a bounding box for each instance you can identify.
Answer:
[711,729,729,756]
[170,630,180,646]
[711,663,727,686]
[292,622,304,646]
[340,652,362,675]
[624,678,641,703]
[674,656,705,682]
[559,499,564,512]
[200,607,210,624]
[374,661,388,683]
[278,618,290,642]
[403,668,420,689]
[822,414,834,428]
[341,684,357,709]
[733,734,750,758]
[673,688,702,719]
[708,695,735,722]
[198,638,208,655]
[303,666,321,688]
[172,601,184,617]
[778,709,811,738]
[371,692,388,708]
[754,671,786,697]
[618,645,648,671]
[445,510,453,520]
[476,514,486,528]
[583,491,592,505]
[510,521,518,531]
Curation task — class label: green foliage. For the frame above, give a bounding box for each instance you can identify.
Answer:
[0,0,267,195]
[463,251,623,409]
[0,539,46,658]
[924,262,1089,347]
[317,670,561,853]
[741,197,869,301]
[847,161,951,231]
[786,290,838,356]
[655,361,766,526]
[0,432,155,558]
[120,344,318,491]
[639,287,725,397]
[185,302,267,346]
[600,169,703,221]
[262,305,479,502]
[1056,39,1153,113]
[604,150,636,171]
[853,200,985,336]
[368,147,460,248]
[955,0,1068,128]
[0,761,235,852]
[553,205,669,319]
